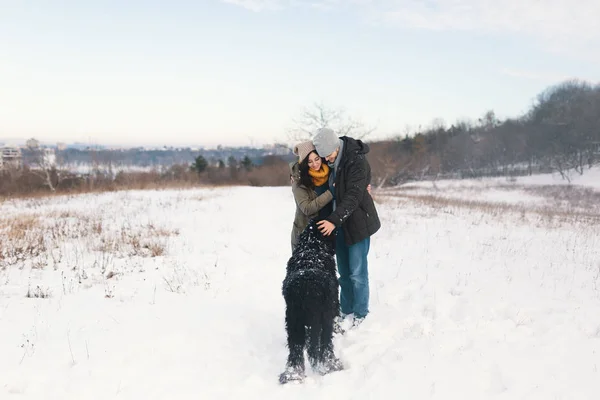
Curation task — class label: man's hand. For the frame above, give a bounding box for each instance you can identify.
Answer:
[317,220,335,236]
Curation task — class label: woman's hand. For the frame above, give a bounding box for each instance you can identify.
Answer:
[367,184,372,195]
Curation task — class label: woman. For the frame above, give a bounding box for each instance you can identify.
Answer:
[289,140,333,251]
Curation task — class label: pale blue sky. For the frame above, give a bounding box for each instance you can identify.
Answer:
[1,0,599,147]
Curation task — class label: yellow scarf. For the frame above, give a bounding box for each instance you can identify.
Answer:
[308,164,330,187]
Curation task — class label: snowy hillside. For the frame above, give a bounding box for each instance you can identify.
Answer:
[384,166,600,217]
[1,177,600,399]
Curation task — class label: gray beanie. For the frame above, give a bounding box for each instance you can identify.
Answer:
[313,127,339,157]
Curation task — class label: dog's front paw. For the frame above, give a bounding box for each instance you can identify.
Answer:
[318,357,344,375]
[279,366,305,384]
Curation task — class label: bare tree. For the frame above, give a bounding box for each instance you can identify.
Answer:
[27,145,63,192]
[428,118,446,131]
[286,102,376,143]
[368,140,414,188]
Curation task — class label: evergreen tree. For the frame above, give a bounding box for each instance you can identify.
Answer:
[241,155,253,171]
[192,155,208,173]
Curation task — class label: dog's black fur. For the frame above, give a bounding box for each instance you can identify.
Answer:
[279,219,343,384]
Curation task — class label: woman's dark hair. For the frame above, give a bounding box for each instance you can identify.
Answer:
[299,150,318,189]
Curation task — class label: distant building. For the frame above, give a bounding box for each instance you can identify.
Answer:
[0,146,23,169]
[57,142,67,151]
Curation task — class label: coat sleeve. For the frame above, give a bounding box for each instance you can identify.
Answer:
[326,154,368,227]
[292,184,333,216]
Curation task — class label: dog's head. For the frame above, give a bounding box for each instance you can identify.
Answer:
[296,218,336,255]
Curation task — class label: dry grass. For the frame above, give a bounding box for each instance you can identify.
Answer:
[93,222,176,258]
[1,205,179,271]
[376,187,600,227]
[146,223,180,237]
[523,185,600,211]
[0,180,210,204]
[26,284,51,299]
[0,190,209,302]
[0,215,47,269]
[148,242,166,257]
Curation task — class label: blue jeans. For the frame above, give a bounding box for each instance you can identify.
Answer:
[336,229,370,319]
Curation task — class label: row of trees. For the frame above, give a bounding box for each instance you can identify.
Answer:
[57,145,285,168]
[191,155,253,174]
[0,156,292,197]
[0,148,293,197]
[365,79,600,185]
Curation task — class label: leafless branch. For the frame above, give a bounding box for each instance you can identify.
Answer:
[286,102,376,143]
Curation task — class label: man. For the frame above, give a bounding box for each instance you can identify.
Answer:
[313,127,381,327]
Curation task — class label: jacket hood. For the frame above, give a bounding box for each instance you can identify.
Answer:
[289,161,300,180]
[341,136,370,155]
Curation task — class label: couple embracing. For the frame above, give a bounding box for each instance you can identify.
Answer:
[289,128,381,327]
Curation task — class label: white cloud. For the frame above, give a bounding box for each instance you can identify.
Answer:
[222,0,600,45]
[375,0,600,43]
[221,0,283,12]
[221,0,342,12]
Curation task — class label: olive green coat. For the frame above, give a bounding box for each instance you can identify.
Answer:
[289,161,333,251]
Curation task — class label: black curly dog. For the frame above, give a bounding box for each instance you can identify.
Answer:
[279,219,344,384]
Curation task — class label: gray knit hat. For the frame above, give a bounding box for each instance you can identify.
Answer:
[293,140,316,163]
[313,127,339,157]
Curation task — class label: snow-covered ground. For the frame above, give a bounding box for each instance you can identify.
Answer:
[1,177,600,399]
[382,166,600,217]
[409,165,600,191]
